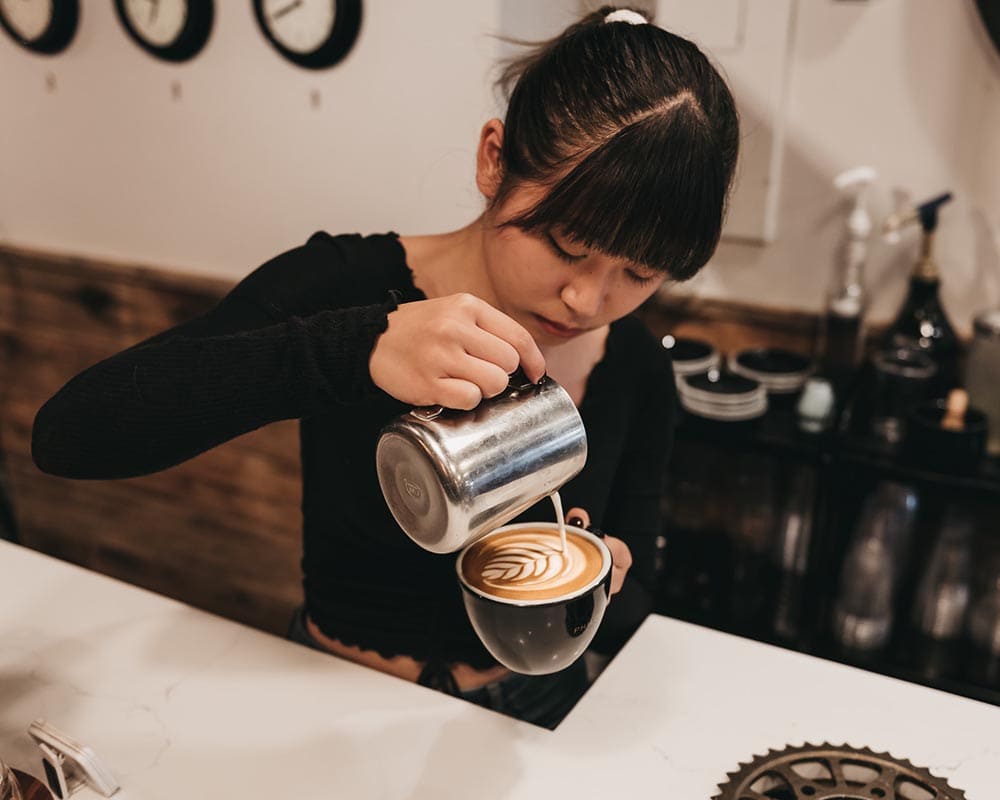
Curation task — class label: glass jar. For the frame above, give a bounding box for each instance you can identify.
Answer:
[964,309,1000,456]
[867,348,937,444]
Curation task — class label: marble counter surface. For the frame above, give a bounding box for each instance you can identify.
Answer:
[1,540,997,799]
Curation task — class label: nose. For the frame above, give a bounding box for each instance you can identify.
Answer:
[560,268,608,319]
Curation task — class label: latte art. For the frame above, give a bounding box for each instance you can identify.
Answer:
[461,528,606,601]
[481,541,586,589]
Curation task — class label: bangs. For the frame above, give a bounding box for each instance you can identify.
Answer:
[503,101,730,281]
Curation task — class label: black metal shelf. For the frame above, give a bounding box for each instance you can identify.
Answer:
[837,437,1000,498]
[661,401,1000,708]
[675,402,1000,498]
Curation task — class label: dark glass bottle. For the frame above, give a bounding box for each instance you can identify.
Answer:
[831,482,919,660]
[881,193,959,391]
[967,572,1000,688]
[769,467,817,643]
[899,508,973,680]
[821,310,864,394]
[882,271,959,390]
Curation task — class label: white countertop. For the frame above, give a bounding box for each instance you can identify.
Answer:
[1,539,998,799]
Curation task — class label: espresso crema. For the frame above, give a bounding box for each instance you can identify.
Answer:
[460,528,605,601]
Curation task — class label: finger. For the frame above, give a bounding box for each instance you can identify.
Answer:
[565,507,590,528]
[460,326,521,375]
[435,378,483,411]
[604,536,632,596]
[610,567,626,596]
[604,536,633,573]
[446,357,511,399]
[472,303,546,383]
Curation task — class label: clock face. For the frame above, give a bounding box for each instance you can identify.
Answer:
[253,0,361,69]
[259,0,335,55]
[0,0,78,54]
[119,0,188,48]
[113,0,213,62]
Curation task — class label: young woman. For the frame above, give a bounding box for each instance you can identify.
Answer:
[31,6,738,729]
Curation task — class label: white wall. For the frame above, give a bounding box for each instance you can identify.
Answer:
[1,1,999,334]
[683,0,1000,335]
[0,1,503,275]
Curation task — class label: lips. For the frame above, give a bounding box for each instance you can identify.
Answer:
[533,314,585,339]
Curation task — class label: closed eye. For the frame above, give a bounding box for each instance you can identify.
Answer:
[625,269,658,286]
[543,230,586,263]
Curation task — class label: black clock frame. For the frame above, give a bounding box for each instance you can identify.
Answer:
[253,0,361,70]
[0,0,79,55]
[113,0,214,63]
[976,0,1000,61]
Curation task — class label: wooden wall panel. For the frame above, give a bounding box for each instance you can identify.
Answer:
[0,245,301,635]
[636,293,820,358]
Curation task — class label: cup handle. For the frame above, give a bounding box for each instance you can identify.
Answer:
[567,516,606,539]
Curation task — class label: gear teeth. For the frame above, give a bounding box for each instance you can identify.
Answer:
[712,743,969,800]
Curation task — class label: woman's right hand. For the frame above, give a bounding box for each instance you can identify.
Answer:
[369,293,546,410]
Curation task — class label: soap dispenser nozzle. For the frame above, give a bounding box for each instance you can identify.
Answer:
[882,192,953,279]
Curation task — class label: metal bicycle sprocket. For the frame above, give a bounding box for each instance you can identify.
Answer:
[712,742,967,800]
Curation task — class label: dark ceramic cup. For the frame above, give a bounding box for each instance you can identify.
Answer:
[456,523,612,675]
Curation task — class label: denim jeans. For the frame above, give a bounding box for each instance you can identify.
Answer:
[286,607,589,730]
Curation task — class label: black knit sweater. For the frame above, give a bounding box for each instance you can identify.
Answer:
[32,232,676,667]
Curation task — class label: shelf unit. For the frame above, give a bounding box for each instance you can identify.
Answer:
[654,399,1000,708]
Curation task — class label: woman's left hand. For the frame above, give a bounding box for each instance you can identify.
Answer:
[565,507,632,596]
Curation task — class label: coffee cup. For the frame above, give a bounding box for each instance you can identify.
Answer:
[456,522,612,675]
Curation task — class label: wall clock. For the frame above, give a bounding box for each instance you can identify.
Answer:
[113,0,213,62]
[253,0,361,70]
[0,0,78,55]
[976,0,1000,60]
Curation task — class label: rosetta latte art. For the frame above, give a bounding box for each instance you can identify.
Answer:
[480,541,586,591]
[461,528,605,601]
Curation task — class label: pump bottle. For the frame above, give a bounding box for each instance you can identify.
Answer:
[881,192,959,390]
[820,166,876,397]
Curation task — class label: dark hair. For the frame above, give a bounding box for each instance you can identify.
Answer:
[493,6,739,282]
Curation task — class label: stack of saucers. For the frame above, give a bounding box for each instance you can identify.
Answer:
[728,348,813,395]
[677,370,768,421]
[661,335,721,378]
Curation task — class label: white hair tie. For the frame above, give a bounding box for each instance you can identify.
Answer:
[604,9,647,25]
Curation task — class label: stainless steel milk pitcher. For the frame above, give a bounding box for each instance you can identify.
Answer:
[376,373,588,553]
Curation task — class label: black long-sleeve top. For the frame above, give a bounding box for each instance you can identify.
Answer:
[32,231,676,667]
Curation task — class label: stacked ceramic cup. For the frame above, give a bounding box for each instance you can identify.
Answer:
[728,348,813,395]
[676,370,769,421]
[662,335,721,379]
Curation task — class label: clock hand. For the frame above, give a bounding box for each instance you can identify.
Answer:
[271,0,304,22]
[148,0,160,26]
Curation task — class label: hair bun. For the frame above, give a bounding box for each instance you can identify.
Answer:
[603,9,648,25]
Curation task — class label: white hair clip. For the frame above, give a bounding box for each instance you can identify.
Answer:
[604,9,647,25]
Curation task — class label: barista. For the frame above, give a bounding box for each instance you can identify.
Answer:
[31,6,739,729]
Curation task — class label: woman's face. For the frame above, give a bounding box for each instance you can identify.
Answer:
[481,184,667,346]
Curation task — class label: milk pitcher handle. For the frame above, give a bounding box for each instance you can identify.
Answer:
[507,368,544,394]
[408,370,545,421]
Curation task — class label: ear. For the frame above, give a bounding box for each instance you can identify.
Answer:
[475,119,505,202]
